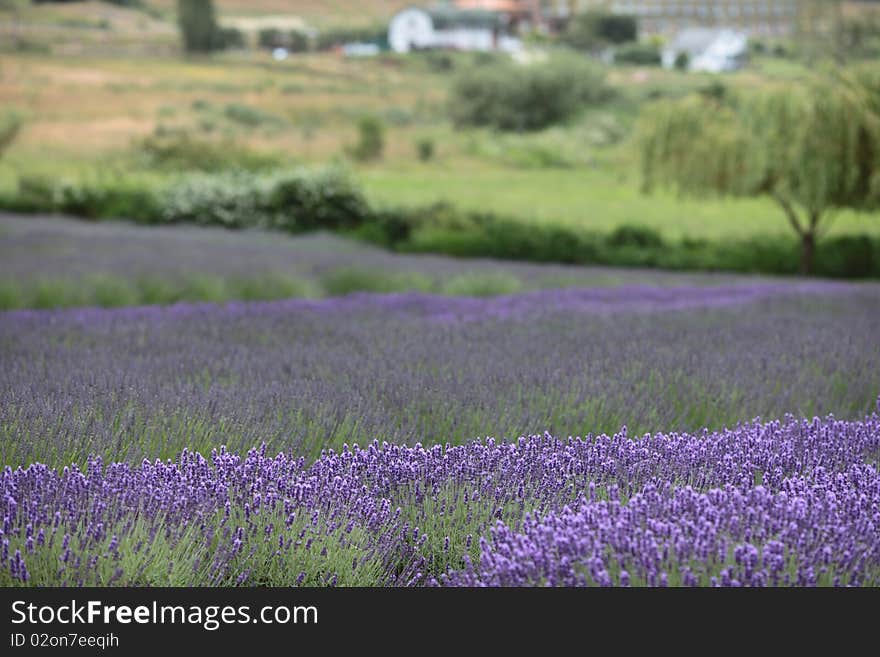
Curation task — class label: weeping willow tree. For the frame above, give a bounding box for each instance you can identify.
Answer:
[639,70,880,275]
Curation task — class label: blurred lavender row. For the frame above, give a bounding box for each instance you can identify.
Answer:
[3,412,878,586]
[0,212,768,311]
[2,283,877,465]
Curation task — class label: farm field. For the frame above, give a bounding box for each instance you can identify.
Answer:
[2,262,879,584]
[5,51,877,245]
[2,1,880,591]
[0,212,758,310]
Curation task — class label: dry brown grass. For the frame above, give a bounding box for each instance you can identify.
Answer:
[1,51,445,163]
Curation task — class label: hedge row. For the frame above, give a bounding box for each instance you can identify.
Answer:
[1,171,877,279]
[3,169,369,232]
[362,203,880,279]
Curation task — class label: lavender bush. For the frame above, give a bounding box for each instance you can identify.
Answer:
[2,411,878,586]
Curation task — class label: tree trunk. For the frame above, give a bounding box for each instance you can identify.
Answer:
[800,231,816,276]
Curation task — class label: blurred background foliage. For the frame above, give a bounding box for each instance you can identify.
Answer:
[0,0,879,280]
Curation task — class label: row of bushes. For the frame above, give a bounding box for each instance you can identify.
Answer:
[362,203,880,279]
[257,26,387,52]
[2,171,877,279]
[2,168,369,232]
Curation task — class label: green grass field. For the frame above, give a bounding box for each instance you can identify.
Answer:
[2,11,878,248]
[360,166,880,241]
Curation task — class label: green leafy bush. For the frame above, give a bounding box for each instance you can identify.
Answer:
[223,103,285,128]
[614,42,661,66]
[606,225,664,249]
[160,172,266,228]
[562,12,638,51]
[355,203,880,278]
[416,137,435,162]
[449,55,611,131]
[258,28,309,52]
[814,235,876,278]
[139,130,280,171]
[314,25,386,50]
[217,27,245,50]
[160,167,370,232]
[349,116,385,162]
[265,168,370,232]
[258,28,284,49]
[10,174,161,222]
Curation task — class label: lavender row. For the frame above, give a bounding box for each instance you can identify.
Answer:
[2,410,879,586]
[2,286,877,466]
[0,212,741,293]
[436,465,880,587]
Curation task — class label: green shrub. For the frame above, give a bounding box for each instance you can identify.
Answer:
[416,138,435,162]
[223,103,285,128]
[562,11,638,51]
[674,52,690,71]
[449,55,610,131]
[349,116,385,162]
[815,235,876,278]
[258,28,284,49]
[139,129,279,171]
[614,43,661,66]
[217,27,245,50]
[11,175,162,222]
[288,30,310,53]
[160,167,369,232]
[160,172,266,228]
[259,28,309,52]
[265,168,370,232]
[420,51,455,73]
[698,80,728,102]
[606,225,664,249]
[315,25,386,51]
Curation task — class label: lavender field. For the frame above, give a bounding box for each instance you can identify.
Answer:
[0,213,745,310]
[2,215,880,586]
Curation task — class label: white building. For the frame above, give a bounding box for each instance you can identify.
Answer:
[661,27,748,72]
[388,7,522,53]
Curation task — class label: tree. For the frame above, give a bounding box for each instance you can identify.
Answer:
[639,70,880,274]
[177,0,221,54]
[562,12,637,52]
